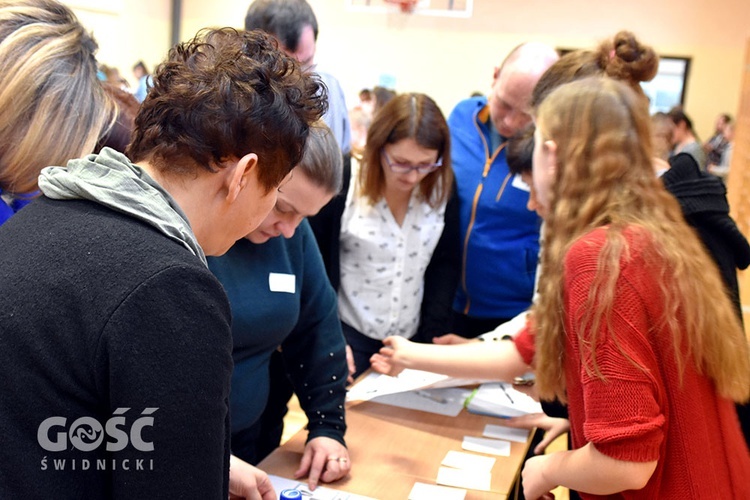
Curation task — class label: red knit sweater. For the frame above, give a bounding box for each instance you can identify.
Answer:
[515,226,750,499]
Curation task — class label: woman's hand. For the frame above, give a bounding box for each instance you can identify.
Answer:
[503,413,570,455]
[295,437,351,490]
[369,336,414,376]
[228,455,276,500]
[522,453,557,500]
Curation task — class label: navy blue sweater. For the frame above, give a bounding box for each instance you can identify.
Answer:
[208,220,348,446]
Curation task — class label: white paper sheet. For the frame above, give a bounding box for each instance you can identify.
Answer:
[483,423,531,443]
[441,450,496,471]
[465,382,543,418]
[436,466,492,492]
[408,482,467,500]
[461,436,511,457]
[346,369,478,402]
[369,387,470,417]
[268,474,375,500]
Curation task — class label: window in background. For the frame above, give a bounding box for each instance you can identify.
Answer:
[640,56,691,114]
[558,48,691,115]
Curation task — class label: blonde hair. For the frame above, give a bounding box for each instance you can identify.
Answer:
[533,77,750,403]
[0,0,112,194]
[296,121,343,194]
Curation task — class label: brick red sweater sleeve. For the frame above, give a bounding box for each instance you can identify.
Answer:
[563,229,665,463]
[513,319,536,366]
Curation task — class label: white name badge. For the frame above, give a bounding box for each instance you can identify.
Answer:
[268,273,296,294]
[511,173,531,192]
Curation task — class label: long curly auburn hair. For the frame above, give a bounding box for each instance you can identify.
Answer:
[532,77,750,404]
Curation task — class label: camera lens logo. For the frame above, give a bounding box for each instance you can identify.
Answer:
[37,408,157,453]
[68,417,104,452]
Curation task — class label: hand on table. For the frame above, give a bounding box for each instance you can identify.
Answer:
[503,413,570,455]
[229,455,276,500]
[369,336,414,376]
[522,453,557,500]
[295,436,351,490]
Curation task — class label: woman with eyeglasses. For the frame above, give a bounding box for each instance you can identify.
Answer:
[314,92,459,377]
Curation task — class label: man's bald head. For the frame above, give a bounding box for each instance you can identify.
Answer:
[488,42,559,138]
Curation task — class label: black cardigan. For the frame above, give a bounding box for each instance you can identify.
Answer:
[662,153,750,320]
[0,197,232,499]
[308,155,460,341]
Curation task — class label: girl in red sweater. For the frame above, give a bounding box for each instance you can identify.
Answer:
[521,76,750,499]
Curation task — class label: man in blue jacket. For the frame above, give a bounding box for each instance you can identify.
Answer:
[449,43,558,337]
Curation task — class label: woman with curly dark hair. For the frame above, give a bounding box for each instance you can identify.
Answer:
[0,21,326,499]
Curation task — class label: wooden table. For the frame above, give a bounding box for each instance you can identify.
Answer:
[259,397,533,499]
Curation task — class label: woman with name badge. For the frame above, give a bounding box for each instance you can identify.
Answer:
[208,122,350,492]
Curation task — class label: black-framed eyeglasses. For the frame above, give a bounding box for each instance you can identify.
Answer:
[381,150,443,174]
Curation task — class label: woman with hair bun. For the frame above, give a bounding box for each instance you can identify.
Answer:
[518,75,750,500]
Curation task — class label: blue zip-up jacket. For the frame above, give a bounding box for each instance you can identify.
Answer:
[449,97,540,319]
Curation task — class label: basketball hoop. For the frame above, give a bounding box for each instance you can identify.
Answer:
[383,0,418,13]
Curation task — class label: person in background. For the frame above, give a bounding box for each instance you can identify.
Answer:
[704,112,732,166]
[370,85,397,118]
[708,120,735,180]
[669,107,706,170]
[650,111,675,171]
[245,0,350,155]
[0,0,112,227]
[95,83,141,154]
[314,92,459,376]
[448,42,558,339]
[208,122,351,491]
[349,88,374,157]
[0,23,326,499]
[357,88,374,115]
[132,60,152,102]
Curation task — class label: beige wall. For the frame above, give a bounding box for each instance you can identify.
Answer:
[65,0,750,141]
[181,0,750,140]
[63,0,172,88]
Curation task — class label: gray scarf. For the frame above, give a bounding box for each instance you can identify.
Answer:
[38,147,207,266]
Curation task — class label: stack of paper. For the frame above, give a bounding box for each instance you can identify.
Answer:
[465,382,542,418]
[346,369,479,402]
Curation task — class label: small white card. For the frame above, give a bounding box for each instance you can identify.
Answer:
[461,436,511,456]
[441,450,495,472]
[268,272,295,293]
[511,173,531,192]
[436,466,492,492]
[483,423,530,443]
[408,482,466,500]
